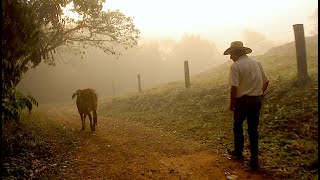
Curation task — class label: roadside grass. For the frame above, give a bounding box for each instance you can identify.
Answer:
[100,35,318,179]
[2,105,79,179]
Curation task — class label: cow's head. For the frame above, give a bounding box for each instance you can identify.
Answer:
[72,89,82,99]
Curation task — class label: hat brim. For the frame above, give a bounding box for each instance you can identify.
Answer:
[223,47,252,55]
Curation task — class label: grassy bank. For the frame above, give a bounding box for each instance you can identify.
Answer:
[1,105,79,179]
[100,35,318,179]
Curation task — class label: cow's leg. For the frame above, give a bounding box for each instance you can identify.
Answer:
[88,113,95,132]
[81,113,85,130]
[93,111,97,127]
[87,113,94,131]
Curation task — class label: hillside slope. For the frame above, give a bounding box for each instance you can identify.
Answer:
[100,35,318,179]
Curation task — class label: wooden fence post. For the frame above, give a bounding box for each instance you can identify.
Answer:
[293,24,309,85]
[184,61,190,88]
[137,73,142,93]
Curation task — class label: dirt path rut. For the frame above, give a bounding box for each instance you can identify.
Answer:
[46,105,267,179]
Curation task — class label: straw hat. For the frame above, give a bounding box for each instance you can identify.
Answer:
[223,41,252,55]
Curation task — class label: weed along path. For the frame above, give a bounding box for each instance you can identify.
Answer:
[44,104,268,179]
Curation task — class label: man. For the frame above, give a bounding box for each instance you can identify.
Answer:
[224,41,269,170]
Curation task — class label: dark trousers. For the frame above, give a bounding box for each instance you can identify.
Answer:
[233,95,262,161]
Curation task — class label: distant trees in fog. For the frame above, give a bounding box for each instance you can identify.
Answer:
[18,35,223,103]
[242,29,275,55]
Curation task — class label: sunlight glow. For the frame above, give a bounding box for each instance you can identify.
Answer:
[102,0,317,48]
[62,2,79,22]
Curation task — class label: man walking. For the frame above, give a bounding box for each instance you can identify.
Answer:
[224,41,269,170]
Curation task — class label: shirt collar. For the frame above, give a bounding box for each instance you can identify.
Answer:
[238,54,248,60]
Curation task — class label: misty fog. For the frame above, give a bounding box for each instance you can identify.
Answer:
[17,27,289,104]
[17,35,227,103]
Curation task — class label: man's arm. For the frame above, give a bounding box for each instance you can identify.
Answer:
[262,81,269,96]
[230,86,238,111]
[258,62,269,96]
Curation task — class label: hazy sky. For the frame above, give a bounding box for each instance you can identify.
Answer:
[103,0,318,51]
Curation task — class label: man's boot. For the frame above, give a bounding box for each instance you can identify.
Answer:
[249,157,259,170]
[227,149,244,160]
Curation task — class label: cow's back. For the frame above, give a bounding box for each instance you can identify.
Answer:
[76,89,97,114]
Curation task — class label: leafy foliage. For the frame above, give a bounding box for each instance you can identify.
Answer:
[2,90,39,124]
[2,0,139,123]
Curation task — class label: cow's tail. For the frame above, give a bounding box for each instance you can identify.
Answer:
[72,91,78,99]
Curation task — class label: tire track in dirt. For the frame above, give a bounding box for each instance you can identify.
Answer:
[46,104,269,179]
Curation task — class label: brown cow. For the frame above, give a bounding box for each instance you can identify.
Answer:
[72,88,98,132]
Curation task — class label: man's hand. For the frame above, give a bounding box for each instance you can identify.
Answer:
[262,81,269,94]
[229,105,235,112]
[230,86,237,112]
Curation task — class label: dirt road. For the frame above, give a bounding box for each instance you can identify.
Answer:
[45,104,268,179]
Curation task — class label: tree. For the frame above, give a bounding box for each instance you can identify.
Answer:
[2,0,140,122]
[167,35,219,76]
[242,29,275,55]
